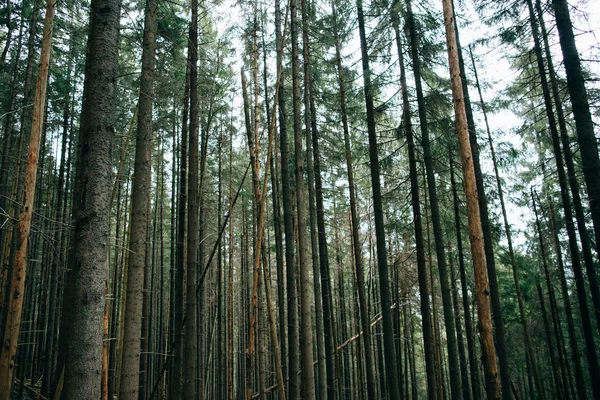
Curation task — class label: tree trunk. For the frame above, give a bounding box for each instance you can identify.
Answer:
[469,43,544,399]
[441,1,501,398]
[290,0,316,397]
[403,2,462,398]
[59,0,120,397]
[0,1,55,396]
[392,5,438,399]
[552,0,600,270]
[185,0,199,396]
[526,1,600,395]
[119,0,157,396]
[332,2,376,399]
[535,0,600,339]
[355,0,401,398]
[452,3,512,395]
[450,151,482,400]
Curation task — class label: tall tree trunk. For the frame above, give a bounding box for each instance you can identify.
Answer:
[332,2,376,399]
[469,44,544,399]
[172,34,191,400]
[450,151,482,400]
[119,0,158,396]
[185,0,199,396]
[551,0,600,267]
[303,33,328,400]
[277,0,299,396]
[303,3,336,398]
[355,1,401,398]
[452,3,512,394]
[392,5,438,399]
[403,2,462,398]
[441,1,501,398]
[0,2,55,396]
[535,0,600,339]
[290,0,316,397]
[526,1,600,395]
[59,0,120,397]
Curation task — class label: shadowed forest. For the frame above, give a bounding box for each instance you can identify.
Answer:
[0,0,599,399]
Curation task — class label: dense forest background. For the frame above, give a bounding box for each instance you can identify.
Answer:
[0,0,598,399]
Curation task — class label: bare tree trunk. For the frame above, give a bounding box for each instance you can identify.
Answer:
[450,152,482,400]
[290,0,316,396]
[392,5,437,398]
[469,44,543,399]
[0,2,55,396]
[119,0,158,396]
[59,0,120,397]
[355,0,401,398]
[552,0,600,276]
[185,0,199,395]
[441,1,501,398]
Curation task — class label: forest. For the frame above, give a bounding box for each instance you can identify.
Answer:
[0,0,598,398]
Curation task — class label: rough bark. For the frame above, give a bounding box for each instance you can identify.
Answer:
[552,0,600,272]
[441,1,501,398]
[332,2,376,399]
[0,2,55,396]
[392,5,438,399]
[59,0,120,397]
[356,0,401,398]
[185,0,199,396]
[119,0,158,396]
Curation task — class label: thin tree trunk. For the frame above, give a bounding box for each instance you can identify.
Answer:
[0,2,55,395]
[172,32,191,400]
[185,0,199,395]
[355,1,401,398]
[392,6,438,398]
[551,0,600,271]
[452,4,511,395]
[469,44,544,399]
[526,1,600,395]
[332,3,376,399]
[441,1,501,398]
[290,0,316,396]
[450,151,482,400]
[119,0,158,396]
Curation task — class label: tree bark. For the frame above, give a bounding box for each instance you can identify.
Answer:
[441,1,501,398]
[332,2,376,399]
[0,1,55,396]
[59,0,120,397]
[290,0,316,397]
[552,0,600,270]
[185,0,199,396]
[119,0,158,396]
[355,0,401,398]
[392,5,438,399]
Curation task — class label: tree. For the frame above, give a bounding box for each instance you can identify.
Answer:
[441,0,501,398]
[119,0,158,397]
[356,0,401,398]
[59,0,121,397]
[0,1,55,396]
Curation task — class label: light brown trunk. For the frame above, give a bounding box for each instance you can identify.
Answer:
[0,2,55,395]
[441,0,501,398]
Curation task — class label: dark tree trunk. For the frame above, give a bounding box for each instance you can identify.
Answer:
[526,1,600,396]
[552,0,600,273]
[185,0,199,396]
[59,0,121,397]
[392,5,438,399]
[356,0,401,398]
[119,0,158,396]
